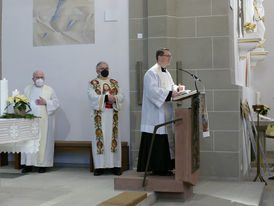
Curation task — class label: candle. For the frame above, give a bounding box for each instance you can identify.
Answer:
[0,78,9,115]
[256,92,261,105]
[12,89,19,97]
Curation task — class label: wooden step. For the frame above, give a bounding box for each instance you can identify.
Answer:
[97,192,147,206]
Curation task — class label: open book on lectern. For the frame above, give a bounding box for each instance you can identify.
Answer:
[172,90,198,101]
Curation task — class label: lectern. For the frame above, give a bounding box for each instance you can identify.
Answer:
[114,91,201,200]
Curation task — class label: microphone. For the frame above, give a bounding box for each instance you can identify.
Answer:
[177,68,201,82]
[176,68,202,92]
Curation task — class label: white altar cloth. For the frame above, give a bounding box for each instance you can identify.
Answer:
[0,118,40,153]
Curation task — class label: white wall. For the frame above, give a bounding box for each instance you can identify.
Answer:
[251,0,274,151]
[2,0,130,163]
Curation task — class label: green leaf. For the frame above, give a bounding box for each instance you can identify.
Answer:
[0,113,40,119]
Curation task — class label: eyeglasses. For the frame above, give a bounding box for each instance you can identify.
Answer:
[99,67,109,70]
[161,55,172,58]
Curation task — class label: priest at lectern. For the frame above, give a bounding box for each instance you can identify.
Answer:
[137,48,184,176]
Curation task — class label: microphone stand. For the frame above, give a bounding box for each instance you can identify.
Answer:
[177,68,201,93]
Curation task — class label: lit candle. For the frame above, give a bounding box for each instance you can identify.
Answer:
[0,78,9,115]
[12,89,19,97]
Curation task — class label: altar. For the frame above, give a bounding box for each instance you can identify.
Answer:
[0,118,40,166]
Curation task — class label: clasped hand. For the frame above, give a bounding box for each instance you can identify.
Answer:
[172,91,180,97]
[107,94,116,104]
[35,96,47,105]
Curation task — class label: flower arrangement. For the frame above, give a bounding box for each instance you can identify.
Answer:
[6,94,31,116]
[261,105,270,116]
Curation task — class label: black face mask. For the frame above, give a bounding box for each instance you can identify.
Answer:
[101,69,109,77]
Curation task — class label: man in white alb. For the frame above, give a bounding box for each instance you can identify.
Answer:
[88,61,124,176]
[21,70,60,173]
[137,48,183,176]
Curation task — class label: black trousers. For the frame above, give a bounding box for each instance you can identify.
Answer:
[137,132,172,172]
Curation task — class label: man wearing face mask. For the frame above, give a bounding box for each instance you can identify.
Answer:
[88,61,124,176]
[21,70,60,173]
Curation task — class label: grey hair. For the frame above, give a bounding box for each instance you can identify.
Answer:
[32,70,44,78]
[96,61,108,71]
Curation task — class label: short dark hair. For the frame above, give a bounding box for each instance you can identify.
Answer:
[156,48,169,61]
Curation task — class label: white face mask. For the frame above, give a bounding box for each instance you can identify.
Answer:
[35,78,44,87]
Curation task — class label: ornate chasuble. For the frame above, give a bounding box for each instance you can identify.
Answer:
[90,77,119,154]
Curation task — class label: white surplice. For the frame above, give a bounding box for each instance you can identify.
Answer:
[21,84,60,167]
[88,77,124,169]
[141,63,178,159]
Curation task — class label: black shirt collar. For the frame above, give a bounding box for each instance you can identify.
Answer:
[161,67,166,72]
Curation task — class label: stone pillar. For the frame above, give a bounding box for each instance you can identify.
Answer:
[128,0,148,168]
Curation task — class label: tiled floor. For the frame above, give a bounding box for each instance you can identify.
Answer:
[0,165,273,206]
[0,166,121,206]
[153,180,266,206]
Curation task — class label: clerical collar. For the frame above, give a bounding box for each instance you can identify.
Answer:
[161,67,167,72]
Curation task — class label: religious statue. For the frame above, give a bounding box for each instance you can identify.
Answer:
[253,0,265,40]
[243,0,256,34]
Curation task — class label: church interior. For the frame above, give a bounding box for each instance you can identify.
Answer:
[1,0,274,205]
